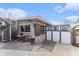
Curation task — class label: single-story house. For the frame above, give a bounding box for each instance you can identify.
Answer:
[17,16,52,39]
[0,16,52,43]
[1,16,79,45]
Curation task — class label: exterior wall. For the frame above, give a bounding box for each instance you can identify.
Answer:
[34,24,41,36]
[75,36,79,43]
[17,20,48,38]
[34,24,46,36]
[30,23,35,38]
[17,21,35,38]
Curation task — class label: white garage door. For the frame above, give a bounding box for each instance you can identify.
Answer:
[46,31,71,44]
[47,31,51,41]
[61,32,71,44]
[53,31,60,42]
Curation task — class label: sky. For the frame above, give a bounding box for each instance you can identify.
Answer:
[0,3,79,24]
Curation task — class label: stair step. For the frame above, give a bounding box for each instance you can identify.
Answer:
[4,37,10,39]
[4,35,10,37]
[2,39,10,42]
[3,37,10,42]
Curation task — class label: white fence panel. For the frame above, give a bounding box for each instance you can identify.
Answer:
[46,30,71,44]
[47,31,51,41]
[53,31,60,42]
[61,32,71,44]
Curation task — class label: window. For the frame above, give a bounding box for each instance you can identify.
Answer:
[20,25,30,32]
[40,26,45,34]
[25,25,30,32]
[61,26,69,31]
[20,26,25,32]
[54,26,59,31]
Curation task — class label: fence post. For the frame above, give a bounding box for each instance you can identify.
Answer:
[60,25,61,43]
[51,30,53,42]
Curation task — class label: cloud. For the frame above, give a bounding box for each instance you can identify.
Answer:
[49,16,79,25]
[54,6,64,13]
[65,3,79,10]
[6,8,27,19]
[65,16,79,24]
[0,8,33,20]
[0,8,5,17]
[54,3,79,13]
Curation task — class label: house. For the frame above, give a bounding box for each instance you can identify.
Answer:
[0,16,74,45]
[1,16,78,45]
[0,16,52,43]
[17,16,52,40]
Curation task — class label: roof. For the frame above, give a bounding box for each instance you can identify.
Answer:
[17,16,52,26]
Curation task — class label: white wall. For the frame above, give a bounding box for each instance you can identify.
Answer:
[53,31,60,42]
[61,32,71,44]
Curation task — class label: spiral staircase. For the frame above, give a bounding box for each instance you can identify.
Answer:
[0,19,10,42]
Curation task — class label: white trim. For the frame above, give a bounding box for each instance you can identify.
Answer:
[19,24,31,32]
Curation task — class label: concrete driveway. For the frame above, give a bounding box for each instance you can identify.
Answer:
[51,43,79,56]
[0,41,79,56]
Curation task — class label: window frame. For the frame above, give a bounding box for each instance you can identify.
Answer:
[20,26,25,32]
[25,25,30,32]
[61,26,70,31]
[20,25,30,32]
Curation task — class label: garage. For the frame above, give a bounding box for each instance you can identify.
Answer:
[46,25,71,44]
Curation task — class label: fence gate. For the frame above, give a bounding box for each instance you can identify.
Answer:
[46,25,71,44]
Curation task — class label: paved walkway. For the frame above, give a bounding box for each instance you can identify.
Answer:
[0,41,79,56]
